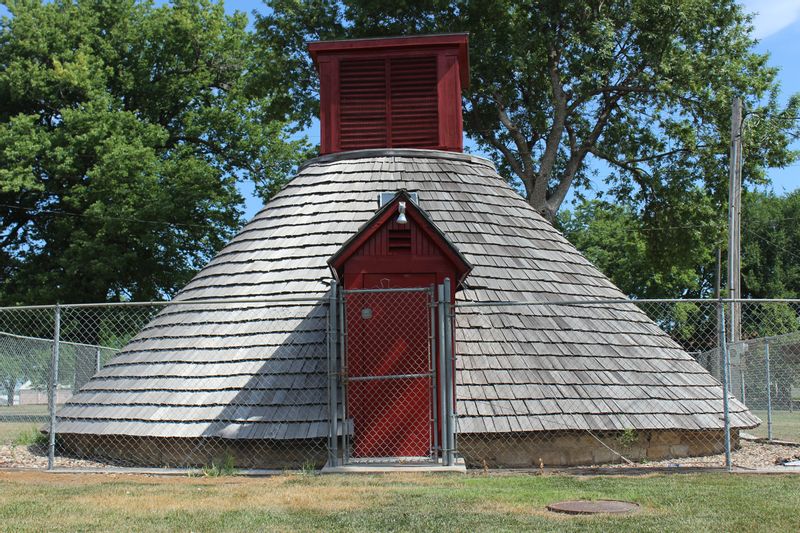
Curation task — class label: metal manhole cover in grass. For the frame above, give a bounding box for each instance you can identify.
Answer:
[547,500,639,515]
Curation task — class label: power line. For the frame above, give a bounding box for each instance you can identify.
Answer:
[588,207,800,233]
[745,227,800,264]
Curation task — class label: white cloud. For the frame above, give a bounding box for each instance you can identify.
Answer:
[740,0,800,39]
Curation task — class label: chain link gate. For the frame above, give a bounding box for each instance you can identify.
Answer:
[335,286,438,464]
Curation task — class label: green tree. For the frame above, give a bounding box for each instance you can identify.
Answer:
[558,198,720,298]
[257,0,799,224]
[0,0,308,305]
[560,190,800,300]
[741,190,800,299]
[0,334,52,405]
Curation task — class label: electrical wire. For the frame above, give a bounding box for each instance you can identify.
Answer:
[745,227,800,264]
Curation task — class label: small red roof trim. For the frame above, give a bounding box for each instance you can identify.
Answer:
[328,190,472,286]
[308,34,470,87]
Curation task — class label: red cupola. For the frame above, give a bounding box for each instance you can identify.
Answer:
[308,34,469,155]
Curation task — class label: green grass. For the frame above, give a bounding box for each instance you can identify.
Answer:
[0,405,49,445]
[11,426,47,447]
[0,404,49,417]
[747,410,800,442]
[200,453,238,477]
[0,472,798,532]
[0,423,44,445]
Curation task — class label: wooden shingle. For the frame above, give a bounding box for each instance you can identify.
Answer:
[60,149,758,439]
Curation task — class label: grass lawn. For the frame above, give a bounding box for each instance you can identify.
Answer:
[0,405,48,444]
[748,410,800,442]
[0,471,798,532]
[0,422,43,445]
[0,405,49,417]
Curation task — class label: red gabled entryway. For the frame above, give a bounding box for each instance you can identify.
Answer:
[329,191,471,460]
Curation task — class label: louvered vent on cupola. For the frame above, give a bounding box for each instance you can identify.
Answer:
[308,34,469,155]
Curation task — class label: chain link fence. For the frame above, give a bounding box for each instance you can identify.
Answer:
[339,288,436,463]
[693,301,800,445]
[1,299,331,470]
[453,298,800,471]
[0,297,798,471]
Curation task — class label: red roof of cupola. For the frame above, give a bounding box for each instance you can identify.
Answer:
[308,34,469,155]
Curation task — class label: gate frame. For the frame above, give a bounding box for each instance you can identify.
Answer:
[330,284,449,465]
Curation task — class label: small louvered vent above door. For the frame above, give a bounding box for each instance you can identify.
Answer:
[390,56,439,148]
[339,59,388,150]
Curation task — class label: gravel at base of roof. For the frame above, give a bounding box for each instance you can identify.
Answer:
[60,149,760,438]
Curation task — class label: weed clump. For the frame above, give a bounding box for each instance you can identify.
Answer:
[14,427,47,448]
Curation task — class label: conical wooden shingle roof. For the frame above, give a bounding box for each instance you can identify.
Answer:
[59,149,758,439]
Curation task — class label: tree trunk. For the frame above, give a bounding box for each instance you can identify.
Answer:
[3,380,14,406]
[526,192,558,224]
[538,203,558,224]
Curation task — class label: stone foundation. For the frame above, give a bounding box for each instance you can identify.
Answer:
[57,429,737,469]
[459,429,739,468]
[57,433,328,469]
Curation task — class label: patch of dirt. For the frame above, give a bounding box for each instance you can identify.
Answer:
[0,444,112,470]
[3,440,798,473]
[585,440,800,470]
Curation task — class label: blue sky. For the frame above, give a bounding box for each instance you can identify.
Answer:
[741,0,800,195]
[2,1,798,219]
[229,0,800,218]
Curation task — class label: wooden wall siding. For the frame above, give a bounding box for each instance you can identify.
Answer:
[310,35,467,154]
[436,51,463,152]
[59,149,758,440]
[353,218,439,257]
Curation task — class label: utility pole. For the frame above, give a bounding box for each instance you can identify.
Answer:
[727,97,743,394]
[712,247,722,380]
[728,97,743,344]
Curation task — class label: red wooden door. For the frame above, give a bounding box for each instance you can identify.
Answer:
[345,281,433,458]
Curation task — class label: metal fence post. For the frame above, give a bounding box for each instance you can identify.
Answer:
[338,289,349,464]
[437,283,447,464]
[740,366,746,405]
[429,285,438,460]
[47,304,61,471]
[765,341,772,441]
[95,346,101,374]
[718,299,732,471]
[328,280,339,467]
[443,278,455,467]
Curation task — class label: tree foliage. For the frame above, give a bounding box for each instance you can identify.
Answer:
[560,190,800,299]
[558,198,718,298]
[741,190,800,299]
[257,0,799,224]
[0,0,307,305]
